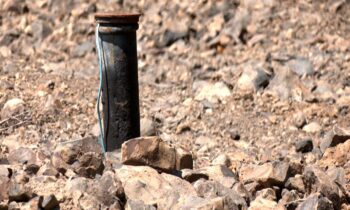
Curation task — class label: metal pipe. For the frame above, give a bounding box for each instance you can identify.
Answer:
[95,13,141,151]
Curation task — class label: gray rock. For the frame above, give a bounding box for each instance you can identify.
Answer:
[8,182,33,202]
[295,139,313,153]
[320,129,350,153]
[41,195,59,210]
[125,199,156,210]
[140,118,156,136]
[296,193,333,210]
[211,154,230,166]
[30,20,52,41]
[326,167,346,186]
[288,57,314,76]
[193,179,247,210]
[293,112,307,129]
[92,171,125,206]
[237,63,270,92]
[72,41,94,58]
[303,166,345,209]
[52,136,104,178]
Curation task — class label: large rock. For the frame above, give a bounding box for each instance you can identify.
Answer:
[121,136,192,172]
[92,171,125,206]
[115,165,197,207]
[296,193,333,210]
[52,137,104,178]
[302,166,346,209]
[320,128,350,153]
[239,161,290,187]
[193,179,247,210]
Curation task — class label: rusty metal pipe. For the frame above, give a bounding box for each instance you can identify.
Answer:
[95,13,141,151]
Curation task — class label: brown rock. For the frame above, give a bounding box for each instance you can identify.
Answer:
[8,147,36,165]
[115,165,197,206]
[239,161,290,187]
[121,136,193,172]
[52,137,104,178]
[285,174,305,193]
[197,165,238,188]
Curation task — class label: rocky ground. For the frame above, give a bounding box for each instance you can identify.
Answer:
[1,0,350,209]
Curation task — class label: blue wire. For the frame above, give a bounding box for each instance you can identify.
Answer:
[95,24,106,154]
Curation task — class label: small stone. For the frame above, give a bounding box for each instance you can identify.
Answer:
[296,193,333,210]
[0,165,11,177]
[140,118,156,136]
[237,64,270,92]
[3,0,27,13]
[24,164,40,175]
[30,20,52,41]
[255,188,277,201]
[22,197,41,210]
[249,197,278,210]
[181,169,209,183]
[230,130,241,141]
[72,41,94,58]
[37,163,59,177]
[194,82,231,104]
[288,57,314,76]
[285,174,305,193]
[211,154,230,166]
[41,195,59,210]
[125,199,156,210]
[302,122,322,133]
[0,202,8,210]
[293,112,307,129]
[295,139,313,153]
[1,98,24,119]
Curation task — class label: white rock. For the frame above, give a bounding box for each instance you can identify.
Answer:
[195,82,231,103]
[303,122,322,133]
[1,98,24,119]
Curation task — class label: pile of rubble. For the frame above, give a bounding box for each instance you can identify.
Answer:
[0,0,350,209]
